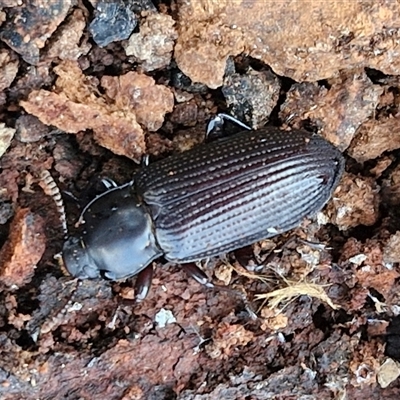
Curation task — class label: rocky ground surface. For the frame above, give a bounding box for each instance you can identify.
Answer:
[1,1,400,399]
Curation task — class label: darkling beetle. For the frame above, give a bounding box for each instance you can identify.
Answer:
[62,115,345,300]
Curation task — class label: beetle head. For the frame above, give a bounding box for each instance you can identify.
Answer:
[62,184,162,280]
[62,236,101,279]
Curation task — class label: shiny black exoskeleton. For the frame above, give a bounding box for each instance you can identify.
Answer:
[63,182,162,280]
[63,127,344,287]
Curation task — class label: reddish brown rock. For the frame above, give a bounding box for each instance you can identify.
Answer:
[383,232,400,264]
[101,71,174,132]
[45,8,91,61]
[0,123,15,157]
[175,1,400,88]
[21,89,144,161]
[381,164,400,206]
[0,208,46,288]
[280,71,382,151]
[348,117,400,163]
[21,61,173,161]
[325,172,380,230]
[0,49,18,92]
[0,0,73,65]
[124,12,177,72]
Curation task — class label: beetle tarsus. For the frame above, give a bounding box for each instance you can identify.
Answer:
[182,263,214,288]
[206,112,252,137]
[100,177,118,190]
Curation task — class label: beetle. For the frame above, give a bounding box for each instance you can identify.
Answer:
[62,125,344,297]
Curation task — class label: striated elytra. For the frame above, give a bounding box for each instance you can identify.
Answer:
[63,127,344,282]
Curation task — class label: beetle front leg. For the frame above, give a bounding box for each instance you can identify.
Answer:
[134,264,154,302]
[206,113,251,140]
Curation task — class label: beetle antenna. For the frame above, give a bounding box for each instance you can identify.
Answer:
[39,170,68,238]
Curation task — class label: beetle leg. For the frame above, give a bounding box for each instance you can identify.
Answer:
[206,114,225,137]
[134,264,154,302]
[216,113,252,130]
[182,263,214,288]
[206,113,251,137]
[141,154,150,167]
[100,177,119,190]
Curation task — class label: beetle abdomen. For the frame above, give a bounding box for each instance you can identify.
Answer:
[135,128,344,262]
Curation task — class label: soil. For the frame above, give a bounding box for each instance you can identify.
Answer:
[1,1,400,399]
